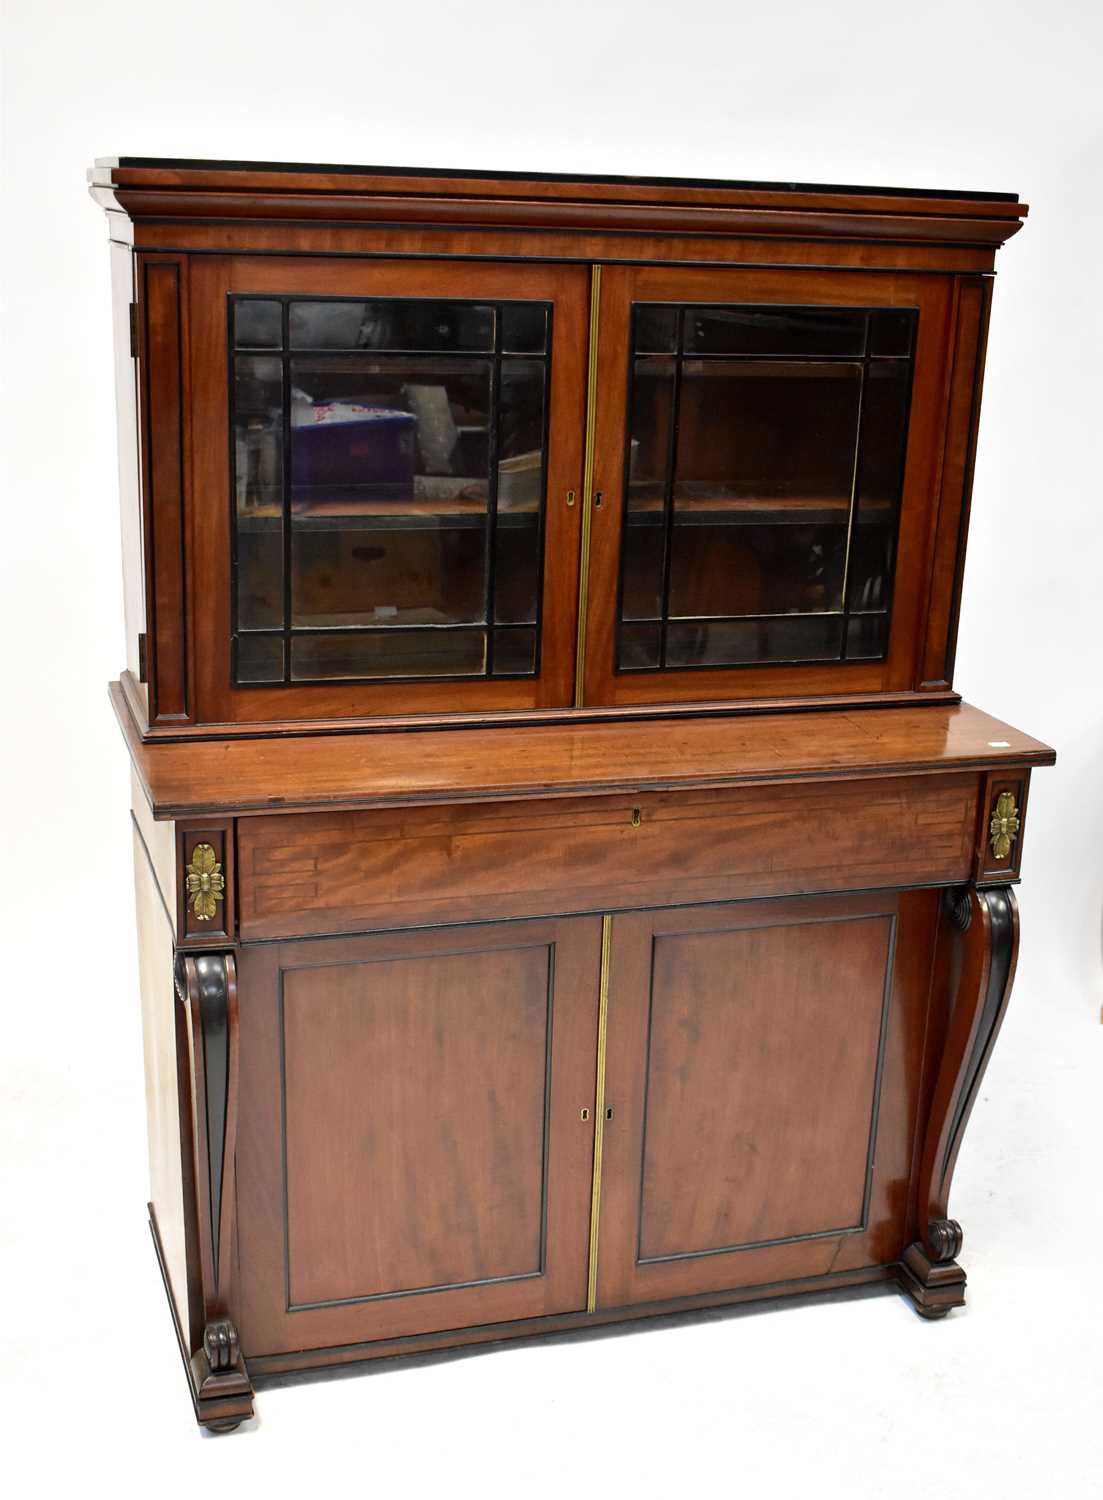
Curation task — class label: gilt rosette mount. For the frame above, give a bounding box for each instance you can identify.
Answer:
[186,843,226,922]
[989,792,1021,860]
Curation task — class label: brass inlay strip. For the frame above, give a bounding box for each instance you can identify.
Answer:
[586,912,613,1313]
[573,265,603,708]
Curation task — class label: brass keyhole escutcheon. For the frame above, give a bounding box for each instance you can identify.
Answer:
[580,1108,590,1121]
[631,807,641,827]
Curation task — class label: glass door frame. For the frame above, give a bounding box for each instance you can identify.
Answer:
[579,263,954,708]
[190,256,589,724]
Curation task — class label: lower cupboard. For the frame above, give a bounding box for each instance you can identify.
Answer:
[233,889,939,1358]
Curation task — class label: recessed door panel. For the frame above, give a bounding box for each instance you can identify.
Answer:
[283,945,552,1308]
[236,916,602,1353]
[594,892,935,1308]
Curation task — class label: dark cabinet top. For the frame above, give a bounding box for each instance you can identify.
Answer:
[88,158,1027,247]
[95,156,1021,204]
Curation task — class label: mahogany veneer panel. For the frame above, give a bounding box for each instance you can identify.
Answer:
[595,892,935,1309]
[235,917,601,1354]
[282,944,551,1307]
[637,914,891,1259]
[237,773,978,939]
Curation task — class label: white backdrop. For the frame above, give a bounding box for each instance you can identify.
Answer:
[2,1,1101,1491]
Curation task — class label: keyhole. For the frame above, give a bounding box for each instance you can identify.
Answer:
[594,491,604,508]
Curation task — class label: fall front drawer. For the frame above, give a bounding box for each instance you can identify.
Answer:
[236,771,982,939]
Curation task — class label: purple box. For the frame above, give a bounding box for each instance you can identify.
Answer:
[291,402,416,504]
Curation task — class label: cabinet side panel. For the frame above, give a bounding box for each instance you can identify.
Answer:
[918,277,991,689]
[110,242,146,695]
[131,768,176,932]
[133,824,197,1340]
[140,258,190,721]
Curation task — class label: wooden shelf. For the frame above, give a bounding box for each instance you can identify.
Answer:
[237,495,539,531]
[624,491,894,526]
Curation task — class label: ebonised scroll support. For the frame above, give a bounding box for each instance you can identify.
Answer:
[899,885,1019,1318]
[174,952,254,1432]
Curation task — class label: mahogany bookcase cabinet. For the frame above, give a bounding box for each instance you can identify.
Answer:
[91,157,1054,1432]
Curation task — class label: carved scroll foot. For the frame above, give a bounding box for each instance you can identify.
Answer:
[898,1220,967,1319]
[189,1317,253,1433]
[899,885,1018,1321]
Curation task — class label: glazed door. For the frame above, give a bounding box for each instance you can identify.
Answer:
[580,265,954,707]
[236,916,602,1355]
[592,892,936,1308]
[190,257,589,722]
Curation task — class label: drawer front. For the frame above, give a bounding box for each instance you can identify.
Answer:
[237,771,980,939]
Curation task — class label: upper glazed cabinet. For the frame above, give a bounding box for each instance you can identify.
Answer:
[93,161,1024,730]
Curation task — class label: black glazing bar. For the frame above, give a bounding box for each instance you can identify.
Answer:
[657,313,685,669]
[277,622,501,635]
[838,314,872,662]
[677,351,908,363]
[483,310,504,678]
[274,346,497,358]
[238,622,547,636]
[228,340,240,668]
[279,300,293,682]
[252,346,911,363]
[626,608,889,627]
[530,307,554,678]
[872,311,919,648]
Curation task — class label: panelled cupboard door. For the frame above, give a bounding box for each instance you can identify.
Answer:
[188,257,589,722]
[235,916,602,1355]
[581,264,955,707]
[593,892,937,1308]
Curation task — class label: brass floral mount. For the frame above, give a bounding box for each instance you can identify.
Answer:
[186,843,226,921]
[989,792,1021,860]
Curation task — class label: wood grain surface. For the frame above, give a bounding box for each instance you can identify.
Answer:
[114,687,1054,819]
